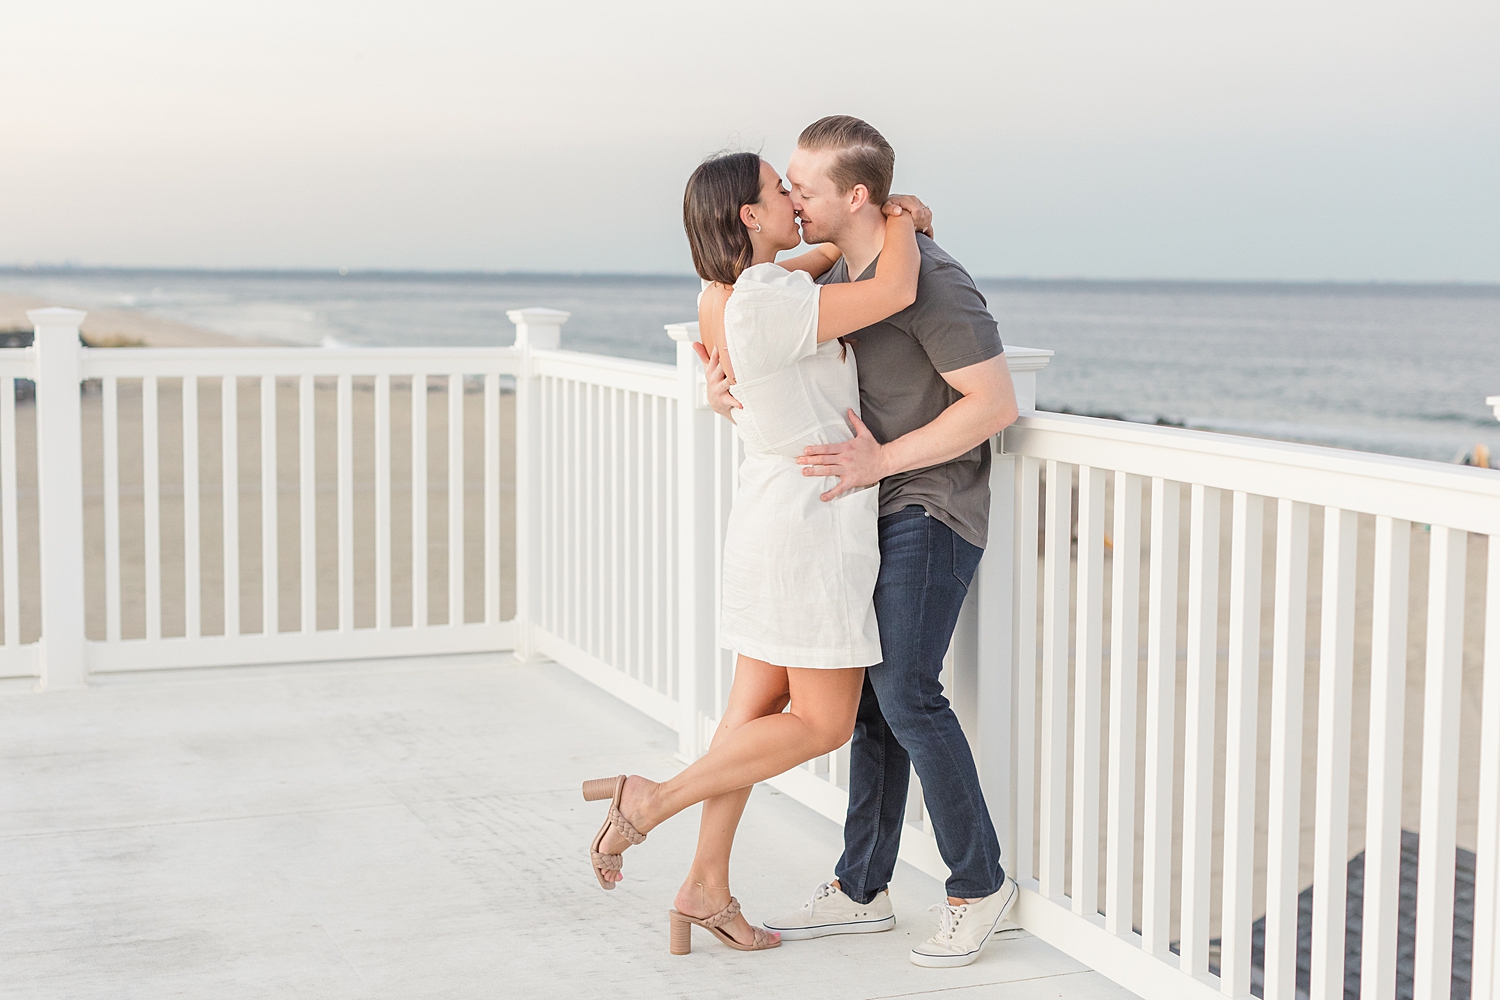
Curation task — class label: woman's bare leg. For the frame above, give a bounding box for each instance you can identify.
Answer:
[671,656,790,944]
[597,664,864,863]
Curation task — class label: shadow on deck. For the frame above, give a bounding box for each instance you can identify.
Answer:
[1,654,1137,999]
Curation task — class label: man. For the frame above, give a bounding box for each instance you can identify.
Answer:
[699,116,1020,968]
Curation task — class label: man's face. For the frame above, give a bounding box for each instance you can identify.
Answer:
[787,146,853,247]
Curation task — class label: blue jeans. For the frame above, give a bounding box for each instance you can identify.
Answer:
[834,505,1006,903]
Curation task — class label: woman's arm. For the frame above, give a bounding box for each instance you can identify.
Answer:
[696,282,736,386]
[777,243,842,278]
[813,211,919,343]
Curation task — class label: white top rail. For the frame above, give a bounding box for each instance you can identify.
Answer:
[80,345,523,379]
[1005,411,1500,534]
[0,347,37,379]
[530,348,676,396]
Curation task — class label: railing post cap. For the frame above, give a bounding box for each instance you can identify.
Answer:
[28,306,87,327]
[665,322,700,343]
[507,307,570,326]
[1003,345,1053,373]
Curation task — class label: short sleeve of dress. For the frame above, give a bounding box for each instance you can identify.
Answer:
[721,262,821,384]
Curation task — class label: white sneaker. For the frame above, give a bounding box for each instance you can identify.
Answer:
[909,877,1019,968]
[762,880,895,940]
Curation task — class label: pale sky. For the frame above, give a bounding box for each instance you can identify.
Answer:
[3,1,1497,281]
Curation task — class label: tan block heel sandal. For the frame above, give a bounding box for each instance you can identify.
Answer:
[668,883,780,955]
[582,775,646,890]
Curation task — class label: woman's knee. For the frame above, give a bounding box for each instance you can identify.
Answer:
[820,715,857,755]
[796,703,857,756]
[786,667,863,754]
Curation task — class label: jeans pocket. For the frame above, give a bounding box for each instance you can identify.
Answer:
[950,532,983,590]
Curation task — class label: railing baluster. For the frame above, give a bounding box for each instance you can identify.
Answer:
[571,380,582,646]
[651,394,662,692]
[587,384,598,655]
[143,375,161,641]
[537,377,547,632]
[1360,515,1411,1000]
[1471,533,1500,1000]
[259,375,277,636]
[1179,484,1221,977]
[337,373,353,632]
[412,374,428,628]
[1014,455,1040,884]
[448,373,463,627]
[102,376,121,643]
[1142,477,1180,955]
[548,378,559,634]
[672,395,684,701]
[1221,491,1264,996]
[182,377,200,640]
[1310,507,1358,998]
[375,373,392,630]
[0,378,18,647]
[565,379,576,643]
[1413,525,1467,998]
[1264,498,1310,1000]
[1039,460,1071,899]
[580,380,588,647]
[1104,470,1142,935]
[712,414,727,712]
[612,387,622,669]
[222,376,239,637]
[298,375,316,633]
[635,392,646,679]
[483,373,498,625]
[1072,464,1106,916]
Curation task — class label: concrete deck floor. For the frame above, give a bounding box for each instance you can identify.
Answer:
[1,654,1138,1000]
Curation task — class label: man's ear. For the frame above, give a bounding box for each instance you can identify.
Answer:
[846,184,871,213]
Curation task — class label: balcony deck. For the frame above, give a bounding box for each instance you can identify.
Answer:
[1,654,1138,1000]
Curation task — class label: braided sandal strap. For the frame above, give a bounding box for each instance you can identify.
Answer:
[700,896,742,930]
[590,850,622,872]
[750,926,777,949]
[608,804,647,845]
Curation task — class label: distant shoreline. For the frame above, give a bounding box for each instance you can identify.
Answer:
[3,264,1497,295]
[0,292,271,349]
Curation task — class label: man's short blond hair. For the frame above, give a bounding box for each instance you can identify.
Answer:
[797,115,895,205]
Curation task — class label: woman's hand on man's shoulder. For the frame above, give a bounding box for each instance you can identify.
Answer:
[882,195,934,238]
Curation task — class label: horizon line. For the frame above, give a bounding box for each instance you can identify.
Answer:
[2,263,1497,291]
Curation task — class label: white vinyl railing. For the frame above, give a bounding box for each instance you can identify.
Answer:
[998,415,1499,1000]
[5,305,1496,1000]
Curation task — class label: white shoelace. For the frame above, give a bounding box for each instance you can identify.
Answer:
[804,881,837,910]
[927,902,967,941]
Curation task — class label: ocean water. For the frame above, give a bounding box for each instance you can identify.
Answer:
[3,267,1497,463]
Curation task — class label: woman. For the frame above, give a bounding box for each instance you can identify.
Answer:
[582,151,923,955]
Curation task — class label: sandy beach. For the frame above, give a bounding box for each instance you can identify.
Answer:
[0,292,272,348]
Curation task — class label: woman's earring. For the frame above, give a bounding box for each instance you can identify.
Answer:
[753,223,762,233]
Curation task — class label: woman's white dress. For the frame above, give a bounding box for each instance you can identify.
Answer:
[717,262,882,669]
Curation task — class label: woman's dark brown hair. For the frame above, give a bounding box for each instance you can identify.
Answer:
[683,151,761,285]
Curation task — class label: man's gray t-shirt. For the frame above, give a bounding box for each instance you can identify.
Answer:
[818,234,1004,548]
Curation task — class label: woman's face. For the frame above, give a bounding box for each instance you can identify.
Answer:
[749,159,801,252]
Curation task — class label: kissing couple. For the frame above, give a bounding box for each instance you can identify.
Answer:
[582,115,1021,968]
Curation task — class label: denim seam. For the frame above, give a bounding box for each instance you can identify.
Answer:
[919,520,1003,899]
[848,702,886,906]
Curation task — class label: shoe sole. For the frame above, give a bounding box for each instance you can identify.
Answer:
[764,914,895,940]
[910,881,1019,968]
